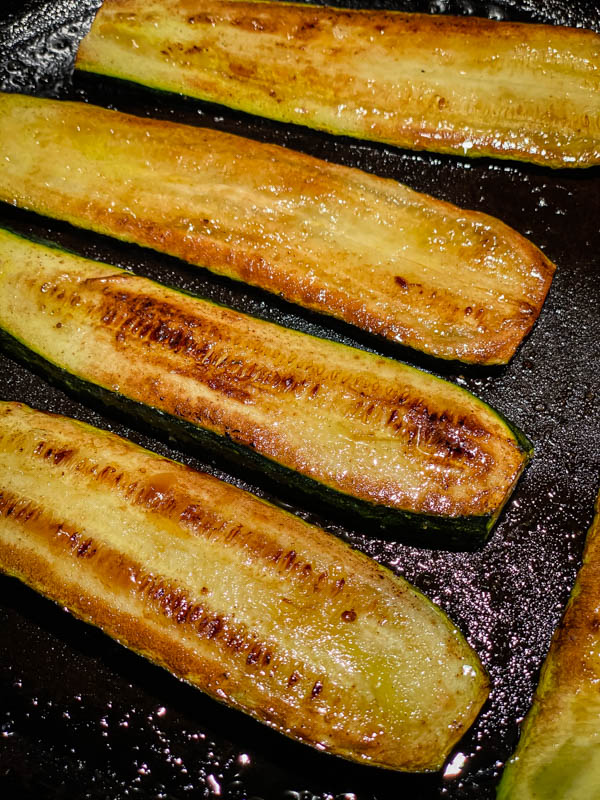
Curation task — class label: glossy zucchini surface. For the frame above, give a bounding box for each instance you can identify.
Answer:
[0,401,490,771]
[0,92,555,365]
[0,228,531,544]
[75,0,600,168]
[497,493,600,798]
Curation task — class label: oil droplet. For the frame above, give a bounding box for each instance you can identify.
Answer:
[206,774,221,795]
[429,0,448,12]
[444,751,467,778]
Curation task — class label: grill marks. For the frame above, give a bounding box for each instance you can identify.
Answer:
[0,478,325,696]
[0,404,493,768]
[21,427,357,606]
[38,271,497,471]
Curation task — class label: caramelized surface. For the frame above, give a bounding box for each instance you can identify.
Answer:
[0,401,489,770]
[0,92,554,364]
[0,229,530,531]
[77,0,600,168]
[498,494,600,798]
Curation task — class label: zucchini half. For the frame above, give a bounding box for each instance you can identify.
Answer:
[497,492,600,798]
[0,92,555,365]
[0,401,490,771]
[75,0,600,169]
[0,228,531,545]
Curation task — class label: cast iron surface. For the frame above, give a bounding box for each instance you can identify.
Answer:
[0,1,599,798]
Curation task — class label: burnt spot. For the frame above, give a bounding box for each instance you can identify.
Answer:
[311,680,323,698]
[226,12,282,34]
[292,15,321,38]
[313,571,329,592]
[225,629,247,652]
[135,483,179,514]
[99,465,116,481]
[394,276,408,289]
[186,14,216,25]
[76,538,96,559]
[0,492,28,521]
[287,670,300,687]
[51,448,74,465]
[176,604,190,624]
[204,616,224,639]
[394,398,490,463]
[341,609,357,622]
[228,60,257,80]
[589,615,600,632]
[179,503,208,528]
[206,375,252,403]
[56,524,98,561]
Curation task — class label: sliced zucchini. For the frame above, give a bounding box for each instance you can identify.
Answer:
[497,493,600,798]
[0,92,555,365]
[0,400,490,771]
[76,0,600,168]
[0,227,531,544]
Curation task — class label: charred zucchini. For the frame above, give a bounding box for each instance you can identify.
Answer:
[0,228,531,543]
[0,92,555,365]
[0,401,490,771]
[498,493,600,798]
[76,0,600,169]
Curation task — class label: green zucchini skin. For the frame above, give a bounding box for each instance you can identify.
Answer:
[75,0,600,168]
[0,227,532,545]
[0,92,556,365]
[497,494,600,798]
[0,401,490,772]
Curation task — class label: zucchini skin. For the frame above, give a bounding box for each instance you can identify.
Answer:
[497,494,600,798]
[0,92,555,365]
[0,401,489,771]
[75,0,600,169]
[0,228,531,545]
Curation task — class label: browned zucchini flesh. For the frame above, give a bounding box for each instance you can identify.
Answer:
[498,493,600,798]
[0,401,490,771]
[0,92,555,365]
[0,228,531,543]
[76,0,600,168]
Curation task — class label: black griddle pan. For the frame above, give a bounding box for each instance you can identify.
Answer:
[1,2,599,798]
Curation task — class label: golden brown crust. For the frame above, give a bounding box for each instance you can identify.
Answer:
[0,229,530,523]
[0,93,555,364]
[77,0,600,168]
[0,401,489,771]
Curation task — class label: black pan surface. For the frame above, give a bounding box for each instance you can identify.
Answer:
[0,1,599,798]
